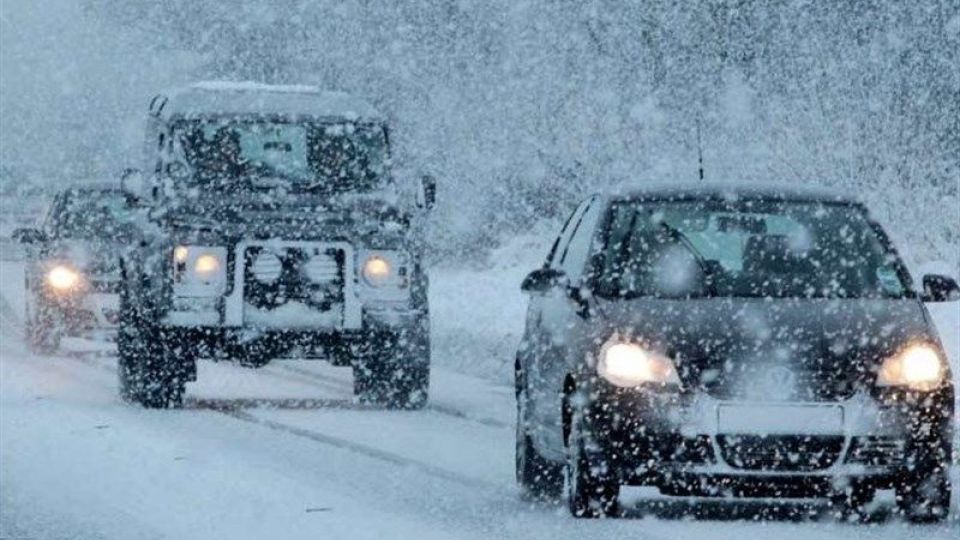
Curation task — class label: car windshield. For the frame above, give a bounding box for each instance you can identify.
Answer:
[54,190,132,240]
[595,199,910,300]
[169,119,388,192]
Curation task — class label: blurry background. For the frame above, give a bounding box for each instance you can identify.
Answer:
[1,0,957,268]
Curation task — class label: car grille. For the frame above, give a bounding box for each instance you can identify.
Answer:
[243,246,345,310]
[845,436,905,467]
[716,435,844,472]
[703,369,856,402]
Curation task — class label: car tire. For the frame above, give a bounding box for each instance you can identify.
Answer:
[566,410,619,518]
[516,391,564,502]
[896,466,951,523]
[117,290,187,409]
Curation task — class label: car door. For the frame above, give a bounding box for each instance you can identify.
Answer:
[531,197,605,452]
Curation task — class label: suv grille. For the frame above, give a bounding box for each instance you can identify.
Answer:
[243,246,345,310]
[716,435,844,472]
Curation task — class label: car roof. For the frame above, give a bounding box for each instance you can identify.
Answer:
[606,182,861,205]
[151,81,385,123]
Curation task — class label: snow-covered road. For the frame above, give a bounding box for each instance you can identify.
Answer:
[2,259,958,539]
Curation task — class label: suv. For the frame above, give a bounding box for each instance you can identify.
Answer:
[14,185,133,352]
[515,185,957,521]
[119,82,435,409]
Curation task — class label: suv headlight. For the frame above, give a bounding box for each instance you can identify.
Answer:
[876,343,947,391]
[597,340,681,388]
[359,250,408,289]
[172,245,227,296]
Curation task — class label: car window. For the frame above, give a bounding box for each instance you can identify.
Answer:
[595,199,910,299]
[558,198,602,281]
[545,199,591,268]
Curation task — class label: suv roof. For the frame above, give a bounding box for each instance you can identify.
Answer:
[151,81,384,123]
[610,182,859,205]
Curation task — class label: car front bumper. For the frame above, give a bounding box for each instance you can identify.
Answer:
[583,384,953,493]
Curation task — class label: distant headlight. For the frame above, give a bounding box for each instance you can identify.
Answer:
[47,265,82,291]
[876,343,946,391]
[597,340,681,388]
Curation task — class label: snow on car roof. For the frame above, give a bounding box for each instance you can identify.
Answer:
[152,81,384,122]
[610,182,860,205]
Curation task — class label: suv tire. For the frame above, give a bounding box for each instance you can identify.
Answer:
[566,410,619,518]
[516,389,564,501]
[117,289,187,409]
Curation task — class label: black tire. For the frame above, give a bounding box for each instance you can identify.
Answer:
[354,361,429,409]
[566,410,619,518]
[516,391,564,501]
[117,289,187,409]
[896,466,951,523]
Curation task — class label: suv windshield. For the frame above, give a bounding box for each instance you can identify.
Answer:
[595,200,909,299]
[169,119,388,192]
[54,190,132,240]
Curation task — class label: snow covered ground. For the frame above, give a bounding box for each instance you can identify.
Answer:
[1,251,958,539]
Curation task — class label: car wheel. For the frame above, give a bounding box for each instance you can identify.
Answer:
[566,409,619,518]
[896,466,951,523]
[117,292,186,409]
[516,390,563,501]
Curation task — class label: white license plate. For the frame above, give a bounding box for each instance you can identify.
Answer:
[717,404,844,435]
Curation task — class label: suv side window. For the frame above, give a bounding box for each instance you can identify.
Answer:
[559,198,603,282]
[545,199,591,268]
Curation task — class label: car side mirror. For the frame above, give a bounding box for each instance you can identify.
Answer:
[921,274,960,302]
[417,175,437,210]
[120,168,151,204]
[12,227,46,245]
[521,267,567,294]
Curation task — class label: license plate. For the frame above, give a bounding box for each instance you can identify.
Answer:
[717,404,844,435]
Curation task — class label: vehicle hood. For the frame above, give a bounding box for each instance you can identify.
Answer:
[596,297,937,400]
[156,190,412,243]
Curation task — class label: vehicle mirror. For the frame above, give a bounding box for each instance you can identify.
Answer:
[11,227,46,245]
[120,168,151,204]
[417,175,437,210]
[921,274,960,302]
[521,267,567,294]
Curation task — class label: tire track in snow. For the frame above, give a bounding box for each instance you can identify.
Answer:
[275,363,512,429]
[50,349,500,493]
[218,407,499,491]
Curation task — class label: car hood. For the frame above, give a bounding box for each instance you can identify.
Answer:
[596,297,936,400]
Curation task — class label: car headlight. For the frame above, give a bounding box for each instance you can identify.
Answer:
[597,340,681,388]
[360,251,407,288]
[172,245,227,295]
[46,265,82,291]
[876,343,947,391]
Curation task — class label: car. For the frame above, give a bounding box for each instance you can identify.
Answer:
[117,82,436,409]
[13,185,135,353]
[514,184,958,522]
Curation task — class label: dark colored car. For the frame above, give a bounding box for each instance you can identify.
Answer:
[118,82,435,409]
[515,185,958,521]
[14,185,134,352]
